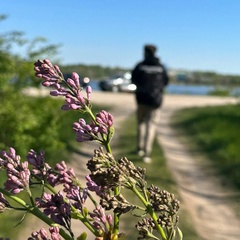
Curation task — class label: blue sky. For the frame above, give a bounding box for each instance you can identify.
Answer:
[1,1,240,75]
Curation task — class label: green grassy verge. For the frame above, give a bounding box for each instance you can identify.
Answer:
[171,103,240,222]
[114,114,201,240]
[172,103,240,191]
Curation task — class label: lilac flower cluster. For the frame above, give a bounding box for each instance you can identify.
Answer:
[27,149,89,219]
[73,110,114,142]
[34,59,64,86]
[0,147,30,194]
[36,192,71,228]
[47,161,77,187]
[0,147,91,238]
[27,149,51,177]
[89,206,115,238]
[135,186,180,239]
[34,59,92,111]
[0,59,182,240]
[95,110,114,134]
[47,161,88,210]
[28,226,61,240]
[72,118,99,142]
[86,148,145,196]
[34,59,114,145]
[85,175,103,197]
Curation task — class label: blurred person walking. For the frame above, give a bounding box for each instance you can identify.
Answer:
[131,44,169,163]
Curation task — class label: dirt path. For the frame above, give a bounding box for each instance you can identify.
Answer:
[83,92,240,240]
[19,91,240,239]
[157,95,240,240]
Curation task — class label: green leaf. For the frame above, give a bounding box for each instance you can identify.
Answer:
[177,227,183,240]
[71,211,80,219]
[83,207,88,217]
[108,126,115,143]
[77,232,87,240]
[14,212,28,228]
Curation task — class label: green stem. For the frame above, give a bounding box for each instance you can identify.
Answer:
[0,188,72,240]
[71,211,99,235]
[105,141,112,154]
[86,191,98,207]
[26,185,35,206]
[113,186,120,235]
[85,105,96,122]
[131,186,167,240]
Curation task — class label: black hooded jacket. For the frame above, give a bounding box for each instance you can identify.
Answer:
[131,56,169,108]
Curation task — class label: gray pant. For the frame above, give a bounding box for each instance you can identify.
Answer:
[137,104,161,157]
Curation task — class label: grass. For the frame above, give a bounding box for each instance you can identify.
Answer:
[114,114,201,240]
[171,103,240,222]
[171,103,240,191]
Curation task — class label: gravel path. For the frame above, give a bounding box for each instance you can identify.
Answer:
[156,95,240,240]
[19,91,240,239]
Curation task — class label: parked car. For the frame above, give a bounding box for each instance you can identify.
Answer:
[99,72,136,92]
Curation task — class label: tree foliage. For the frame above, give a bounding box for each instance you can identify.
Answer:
[0,14,61,90]
[60,64,129,80]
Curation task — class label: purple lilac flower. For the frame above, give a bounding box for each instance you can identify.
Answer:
[72,118,99,142]
[46,161,87,211]
[65,185,88,209]
[34,59,64,86]
[27,149,45,168]
[0,148,31,194]
[95,110,114,134]
[86,85,92,101]
[49,83,68,97]
[49,227,61,240]
[0,147,21,169]
[28,227,61,240]
[4,164,30,194]
[89,206,113,234]
[29,228,48,240]
[68,72,80,90]
[36,192,71,227]
[72,111,114,143]
[61,92,86,111]
[85,175,104,197]
[47,161,76,187]
[27,149,51,177]
[34,59,91,111]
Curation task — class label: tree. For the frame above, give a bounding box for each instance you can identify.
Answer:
[0,14,61,90]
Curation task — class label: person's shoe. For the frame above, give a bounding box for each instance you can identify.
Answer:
[138,150,145,157]
[143,156,152,163]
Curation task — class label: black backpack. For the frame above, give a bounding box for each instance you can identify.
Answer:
[136,64,165,108]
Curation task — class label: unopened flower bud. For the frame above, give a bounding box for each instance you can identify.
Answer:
[86,86,92,100]
[71,72,79,81]
[39,228,48,238]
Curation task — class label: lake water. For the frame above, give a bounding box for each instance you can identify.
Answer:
[88,80,240,96]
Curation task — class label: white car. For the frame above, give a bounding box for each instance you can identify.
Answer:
[99,72,136,92]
